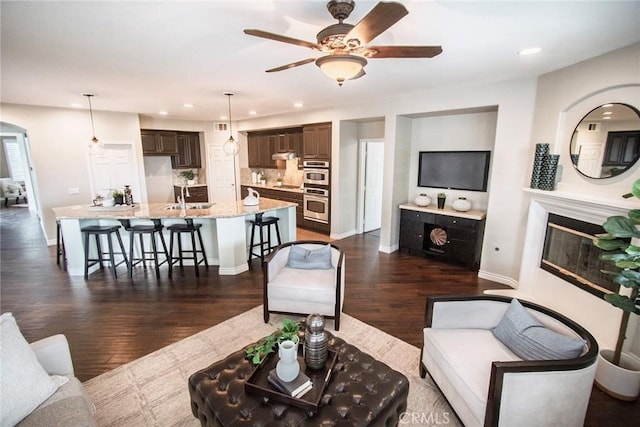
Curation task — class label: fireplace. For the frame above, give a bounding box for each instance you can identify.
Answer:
[540,213,619,298]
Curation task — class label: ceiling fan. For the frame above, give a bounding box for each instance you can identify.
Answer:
[244,0,442,86]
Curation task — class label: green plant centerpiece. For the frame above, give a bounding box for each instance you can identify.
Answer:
[180,169,195,181]
[112,189,123,198]
[594,178,640,367]
[245,318,299,365]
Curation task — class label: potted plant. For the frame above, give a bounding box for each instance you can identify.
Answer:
[180,169,196,185]
[245,318,299,365]
[593,178,640,401]
[112,189,124,205]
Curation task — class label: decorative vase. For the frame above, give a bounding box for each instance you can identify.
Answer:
[414,194,431,207]
[595,349,640,401]
[437,194,446,209]
[124,185,133,205]
[187,179,195,186]
[114,195,124,205]
[452,197,471,212]
[304,314,328,370]
[276,340,300,382]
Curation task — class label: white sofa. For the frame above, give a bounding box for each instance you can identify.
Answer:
[420,295,598,427]
[263,241,345,329]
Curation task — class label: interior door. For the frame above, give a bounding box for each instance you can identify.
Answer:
[89,145,138,199]
[207,144,237,203]
[363,141,384,232]
[576,143,604,178]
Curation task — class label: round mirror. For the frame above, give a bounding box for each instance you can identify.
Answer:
[570,103,640,179]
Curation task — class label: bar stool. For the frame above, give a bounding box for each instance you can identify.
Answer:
[120,219,169,279]
[56,220,67,271]
[247,213,281,267]
[81,224,128,279]
[167,219,208,278]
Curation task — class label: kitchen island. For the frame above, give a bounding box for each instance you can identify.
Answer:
[53,198,297,277]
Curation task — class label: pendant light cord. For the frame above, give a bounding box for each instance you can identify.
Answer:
[84,94,98,142]
[227,93,233,138]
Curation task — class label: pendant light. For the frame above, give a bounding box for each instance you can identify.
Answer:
[83,93,101,147]
[223,92,239,156]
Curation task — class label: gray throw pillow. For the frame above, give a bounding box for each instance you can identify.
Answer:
[287,244,333,270]
[492,299,586,360]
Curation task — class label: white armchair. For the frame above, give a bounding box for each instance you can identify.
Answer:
[263,241,345,330]
[0,177,26,207]
[420,295,598,427]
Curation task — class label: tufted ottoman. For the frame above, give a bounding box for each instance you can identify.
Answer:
[189,334,409,426]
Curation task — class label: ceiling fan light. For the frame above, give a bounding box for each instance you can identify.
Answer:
[316,55,367,85]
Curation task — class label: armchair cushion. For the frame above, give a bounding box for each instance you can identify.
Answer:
[0,313,64,427]
[287,243,332,270]
[492,299,586,360]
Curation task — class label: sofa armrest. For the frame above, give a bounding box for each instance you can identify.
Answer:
[30,334,75,376]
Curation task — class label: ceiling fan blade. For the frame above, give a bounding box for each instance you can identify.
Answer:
[365,45,443,58]
[344,2,408,47]
[244,29,319,50]
[266,58,316,73]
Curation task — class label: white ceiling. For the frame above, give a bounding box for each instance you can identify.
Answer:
[2,1,639,122]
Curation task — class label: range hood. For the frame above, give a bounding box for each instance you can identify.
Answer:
[272,152,297,160]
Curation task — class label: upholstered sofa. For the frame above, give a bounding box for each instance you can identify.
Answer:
[1,313,95,426]
[420,295,598,427]
[0,178,26,207]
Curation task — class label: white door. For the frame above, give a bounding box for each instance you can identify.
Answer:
[576,143,604,178]
[363,141,384,232]
[207,144,237,203]
[89,145,138,199]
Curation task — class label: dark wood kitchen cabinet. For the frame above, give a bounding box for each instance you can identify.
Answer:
[602,131,640,167]
[141,130,178,155]
[171,132,201,168]
[399,204,485,269]
[173,185,208,203]
[247,133,275,169]
[303,123,331,160]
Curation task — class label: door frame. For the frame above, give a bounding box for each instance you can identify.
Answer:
[356,138,384,234]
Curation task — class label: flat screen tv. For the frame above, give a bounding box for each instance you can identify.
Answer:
[418,150,491,192]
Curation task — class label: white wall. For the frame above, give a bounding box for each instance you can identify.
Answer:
[519,43,640,352]
[0,104,143,241]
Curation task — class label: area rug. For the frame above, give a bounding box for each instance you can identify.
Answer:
[83,306,459,426]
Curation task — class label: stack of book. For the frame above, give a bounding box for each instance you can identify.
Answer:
[267,369,313,398]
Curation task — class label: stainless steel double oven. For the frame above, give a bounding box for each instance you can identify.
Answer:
[302,160,329,224]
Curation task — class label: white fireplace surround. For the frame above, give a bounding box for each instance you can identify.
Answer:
[487,187,639,355]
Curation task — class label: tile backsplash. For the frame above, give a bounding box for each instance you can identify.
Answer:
[241,158,303,186]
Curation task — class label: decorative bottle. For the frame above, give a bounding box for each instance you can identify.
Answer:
[414,193,431,207]
[124,185,133,205]
[276,340,300,382]
[304,313,328,370]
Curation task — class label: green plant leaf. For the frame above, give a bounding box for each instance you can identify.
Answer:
[601,253,633,262]
[595,238,629,251]
[614,260,640,269]
[629,209,640,224]
[631,178,640,200]
[603,216,640,239]
[604,294,640,315]
[625,245,640,255]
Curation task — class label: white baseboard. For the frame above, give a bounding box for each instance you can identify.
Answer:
[478,270,519,288]
[330,229,356,241]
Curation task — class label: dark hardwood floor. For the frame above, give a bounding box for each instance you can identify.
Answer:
[1,206,637,425]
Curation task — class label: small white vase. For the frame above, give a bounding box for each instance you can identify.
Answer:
[187,179,195,186]
[595,349,640,401]
[275,340,300,382]
[452,197,471,212]
[415,194,431,207]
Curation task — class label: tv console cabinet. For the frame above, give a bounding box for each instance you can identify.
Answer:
[399,203,486,269]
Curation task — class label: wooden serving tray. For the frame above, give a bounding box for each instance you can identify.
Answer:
[244,347,338,413]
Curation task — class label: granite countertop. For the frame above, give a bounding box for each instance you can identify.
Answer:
[240,182,304,194]
[53,198,296,220]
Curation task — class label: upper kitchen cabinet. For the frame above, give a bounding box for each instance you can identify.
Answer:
[247,132,276,169]
[276,128,303,154]
[303,123,331,160]
[141,130,178,155]
[171,132,201,168]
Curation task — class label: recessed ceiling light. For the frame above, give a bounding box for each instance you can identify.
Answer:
[518,47,542,56]
[249,110,257,115]
[159,111,168,116]
[183,103,194,108]
[70,103,83,108]
[294,102,303,108]
[603,111,613,115]
[602,116,612,120]
[602,103,614,108]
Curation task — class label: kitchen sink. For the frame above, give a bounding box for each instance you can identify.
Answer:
[164,203,214,210]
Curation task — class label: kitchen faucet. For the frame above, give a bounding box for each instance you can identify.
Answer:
[177,185,190,209]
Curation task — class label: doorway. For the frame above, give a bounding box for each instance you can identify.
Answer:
[1,123,42,232]
[357,139,384,234]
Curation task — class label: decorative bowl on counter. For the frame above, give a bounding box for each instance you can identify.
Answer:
[415,194,431,207]
[452,197,471,212]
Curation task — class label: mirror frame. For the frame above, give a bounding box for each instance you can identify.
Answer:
[569,102,640,179]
